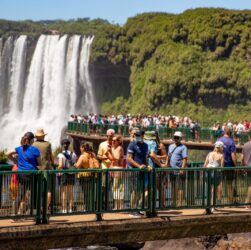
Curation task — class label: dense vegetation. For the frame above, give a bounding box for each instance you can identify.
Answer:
[2,8,251,125]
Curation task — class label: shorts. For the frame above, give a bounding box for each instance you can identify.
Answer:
[58,174,75,186]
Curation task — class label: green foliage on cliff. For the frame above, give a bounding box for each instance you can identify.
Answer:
[2,9,251,123]
[101,9,251,123]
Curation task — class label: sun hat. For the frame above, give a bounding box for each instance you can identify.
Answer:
[174,131,183,138]
[144,131,156,140]
[214,141,224,148]
[35,128,47,137]
[106,129,115,136]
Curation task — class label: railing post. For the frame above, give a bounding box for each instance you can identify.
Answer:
[148,168,157,217]
[96,171,102,221]
[206,169,212,214]
[36,172,42,224]
[42,171,48,224]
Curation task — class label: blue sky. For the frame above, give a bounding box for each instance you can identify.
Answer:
[1,0,251,24]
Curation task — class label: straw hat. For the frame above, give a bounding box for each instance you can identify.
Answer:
[35,129,47,137]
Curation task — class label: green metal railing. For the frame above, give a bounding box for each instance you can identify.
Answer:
[1,165,251,224]
[67,122,251,144]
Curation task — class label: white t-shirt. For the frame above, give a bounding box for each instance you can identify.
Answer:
[57,150,77,169]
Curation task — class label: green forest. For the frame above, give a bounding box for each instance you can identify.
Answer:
[2,8,251,125]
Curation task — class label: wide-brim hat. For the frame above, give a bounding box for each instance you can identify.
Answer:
[144,131,156,140]
[35,129,47,137]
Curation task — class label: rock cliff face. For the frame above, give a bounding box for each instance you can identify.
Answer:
[89,58,130,111]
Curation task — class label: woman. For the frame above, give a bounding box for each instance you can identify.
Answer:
[75,142,99,211]
[204,141,224,210]
[57,139,77,213]
[7,132,41,215]
[106,135,125,209]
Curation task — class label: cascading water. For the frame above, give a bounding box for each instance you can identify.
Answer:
[0,35,96,149]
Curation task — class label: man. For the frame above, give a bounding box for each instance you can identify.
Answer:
[217,128,237,202]
[97,129,115,169]
[97,129,115,213]
[241,137,251,208]
[127,130,151,215]
[33,128,54,210]
[33,129,54,170]
[167,131,188,206]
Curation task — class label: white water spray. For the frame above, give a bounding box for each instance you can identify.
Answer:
[0,35,96,149]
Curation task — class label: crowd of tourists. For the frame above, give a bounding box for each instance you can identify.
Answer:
[69,113,200,130]
[5,124,251,217]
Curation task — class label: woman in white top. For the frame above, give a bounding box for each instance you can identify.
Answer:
[204,141,224,207]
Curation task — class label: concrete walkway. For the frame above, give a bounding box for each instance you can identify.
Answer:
[1,207,250,228]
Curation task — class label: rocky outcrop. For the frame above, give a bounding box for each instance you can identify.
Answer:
[89,58,130,111]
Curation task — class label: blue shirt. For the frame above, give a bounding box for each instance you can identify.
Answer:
[217,136,236,167]
[168,143,188,169]
[126,141,148,168]
[15,145,40,171]
[145,140,158,168]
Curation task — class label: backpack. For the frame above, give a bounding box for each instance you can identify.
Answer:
[62,151,75,169]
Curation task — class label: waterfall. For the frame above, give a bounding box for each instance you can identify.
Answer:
[0,35,96,149]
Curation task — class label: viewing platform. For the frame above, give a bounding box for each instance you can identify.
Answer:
[1,209,251,249]
[66,122,244,153]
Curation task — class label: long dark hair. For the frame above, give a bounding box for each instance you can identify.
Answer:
[20,132,35,150]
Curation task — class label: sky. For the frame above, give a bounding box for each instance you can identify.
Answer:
[1,0,251,25]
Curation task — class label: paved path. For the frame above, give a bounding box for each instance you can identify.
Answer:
[1,207,250,228]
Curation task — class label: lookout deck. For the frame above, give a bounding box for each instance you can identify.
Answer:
[1,208,251,249]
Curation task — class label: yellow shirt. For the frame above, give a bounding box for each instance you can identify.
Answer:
[98,141,112,169]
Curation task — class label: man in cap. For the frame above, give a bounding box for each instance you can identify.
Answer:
[33,128,54,210]
[167,131,188,206]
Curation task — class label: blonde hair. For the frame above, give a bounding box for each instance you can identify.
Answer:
[113,135,123,145]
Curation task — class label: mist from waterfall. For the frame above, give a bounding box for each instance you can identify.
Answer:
[0,35,96,150]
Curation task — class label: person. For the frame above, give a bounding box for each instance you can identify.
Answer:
[167,131,188,206]
[144,131,166,168]
[241,137,251,209]
[75,142,99,211]
[33,128,54,209]
[97,129,115,169]
[57,139,77,213]
[7,132,42,215]
[97,129,115,208]
[217,128,237,203]
[106,135,125,209]
[204,141,224,211]
[127,130,152,216]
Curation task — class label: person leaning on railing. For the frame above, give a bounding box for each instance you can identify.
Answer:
[33,128,54,211]
[217,128,237,203]
[204,141,224,211]
[166,131,188,207]
[7,132,42,215]
[241,136,251,209]
[57,139,77,213]
[126,130,152,216]
[75,142,99,211]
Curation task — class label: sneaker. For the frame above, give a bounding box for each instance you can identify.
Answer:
[138,211,145,216]
[68,209,72,213]
[60,209,67,214]
[129,212,142,217]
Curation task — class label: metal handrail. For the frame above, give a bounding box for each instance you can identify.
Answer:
[67,121,251,144]
[0,165,251,224]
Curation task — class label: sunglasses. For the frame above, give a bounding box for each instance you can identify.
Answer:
[173,136,181,140]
